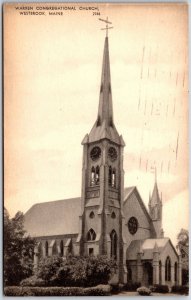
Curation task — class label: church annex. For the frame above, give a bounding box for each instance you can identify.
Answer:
[24,34,182,286]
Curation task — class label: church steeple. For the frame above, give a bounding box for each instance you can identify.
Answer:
[97,36,113,127]
[78,30,127,283]
[85,36,125,146]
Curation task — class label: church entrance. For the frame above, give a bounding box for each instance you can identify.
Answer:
[143,262,153,286]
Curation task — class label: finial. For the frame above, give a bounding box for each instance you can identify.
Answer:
[99,17,113,37]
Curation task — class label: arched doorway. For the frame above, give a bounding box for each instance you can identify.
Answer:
[143,262,153,286]
[127,266,132,281]
[165,256,171,282]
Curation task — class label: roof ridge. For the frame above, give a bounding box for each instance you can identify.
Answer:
[25,197,81,215]
[35,197,81,206]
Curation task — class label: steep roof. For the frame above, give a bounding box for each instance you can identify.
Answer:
[149,181,161,206]
[24,197,81,237]
[127,238,172,260]
[124,186,136,199]
[124,186,154,225]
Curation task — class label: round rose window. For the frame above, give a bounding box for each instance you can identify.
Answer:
[128,217,138,235]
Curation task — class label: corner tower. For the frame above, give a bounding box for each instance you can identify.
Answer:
[149,176,164,238]
[77,36,127,283]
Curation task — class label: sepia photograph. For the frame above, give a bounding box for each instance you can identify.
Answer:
[3,2,189,296]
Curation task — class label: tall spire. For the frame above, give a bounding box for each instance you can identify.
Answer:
[97,36,113,127]
[86,36,124,146]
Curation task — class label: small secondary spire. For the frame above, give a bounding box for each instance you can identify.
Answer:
[99,17,113,37]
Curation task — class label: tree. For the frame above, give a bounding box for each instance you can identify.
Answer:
[177,229,189,247]
[4,208,36,286]
[176,228,189,285]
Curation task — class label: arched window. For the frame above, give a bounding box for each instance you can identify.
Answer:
[89,211,95,219]
[174,262,178,282]
[91,167,95,186]
[45,241,48,257]
[110,229,117,259]
[52,241,57,255]
[95,166,100,185]
[87,229,96,241]
[60,240,64,257]
[111,211,116,219]
[109,166,112,186]
[165,256,171,281]
[112,168,116,187]
[159,260,162,284]
[37,242,43,259]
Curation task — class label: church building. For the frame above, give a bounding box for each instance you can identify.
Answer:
[24,34,182,286]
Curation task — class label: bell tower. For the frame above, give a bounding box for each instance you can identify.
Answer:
[76,33,127,283]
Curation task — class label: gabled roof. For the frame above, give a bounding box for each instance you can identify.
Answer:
[127,238,176,260]
[24,197,81,237]
[124,186,155,234]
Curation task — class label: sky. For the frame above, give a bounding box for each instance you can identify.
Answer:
[4,3,188,246]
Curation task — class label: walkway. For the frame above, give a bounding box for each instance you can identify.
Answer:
[113,291,179,296]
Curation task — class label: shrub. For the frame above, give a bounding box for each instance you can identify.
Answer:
[125,281,141,291]
[66,256,88,287]
[30,287,84,296]
[4,285,111,296]
[36,255,63,284]
[20,275,45,287]
[85,255,117,287]
[171,285,189,295]
[4,287,34,296]
[153,284,169,293]
[34,254,116,287]
[84,284,111,296]
[137,286,151,296]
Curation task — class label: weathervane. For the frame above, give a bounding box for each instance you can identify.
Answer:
[99,17,113,37]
